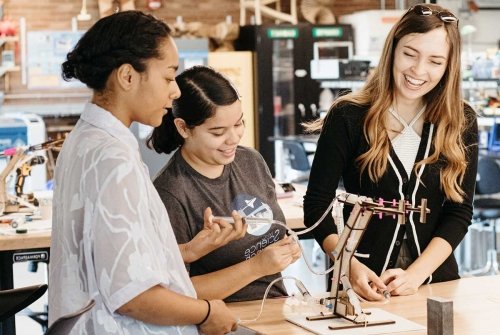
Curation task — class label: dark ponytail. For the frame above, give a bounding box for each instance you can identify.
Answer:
[147,109,185,154]
[148,65,240,154]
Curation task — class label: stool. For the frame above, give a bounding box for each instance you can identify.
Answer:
[455,221,492,274]
[282,141,312,183]
[240,0,298,25]
[21,261,49,332]
[465,157,500,276]
[466,213,499,276]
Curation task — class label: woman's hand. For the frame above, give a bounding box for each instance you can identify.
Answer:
[252,236,301,277]
[181,208,247,263]
[199,300,239,335]
[349,258,387,301]
[380,267,425,296]
[378,237,452,296]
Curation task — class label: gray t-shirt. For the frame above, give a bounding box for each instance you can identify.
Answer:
[154,146,288,302]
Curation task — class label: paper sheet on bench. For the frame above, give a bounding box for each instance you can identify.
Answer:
[286,308,425,335]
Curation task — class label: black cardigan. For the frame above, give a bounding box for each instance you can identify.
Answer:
[303,102,478,283]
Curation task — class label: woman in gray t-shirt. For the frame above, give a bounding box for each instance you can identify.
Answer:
[148,65,301,302]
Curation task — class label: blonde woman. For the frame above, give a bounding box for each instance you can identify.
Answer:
[304,4,478,301]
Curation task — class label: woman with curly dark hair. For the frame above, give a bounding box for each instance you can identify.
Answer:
[49,11,238,335]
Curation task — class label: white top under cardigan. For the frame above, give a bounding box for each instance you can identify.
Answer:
[389,105,426,177]
[48,102,198,335]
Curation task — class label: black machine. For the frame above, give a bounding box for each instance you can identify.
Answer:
[235,24,355,176]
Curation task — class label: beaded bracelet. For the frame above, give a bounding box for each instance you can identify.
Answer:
[197,299,211,326]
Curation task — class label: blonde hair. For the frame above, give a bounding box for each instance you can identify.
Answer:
[305,4,468,202]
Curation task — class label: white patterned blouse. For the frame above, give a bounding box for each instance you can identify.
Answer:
[48,102,198,335]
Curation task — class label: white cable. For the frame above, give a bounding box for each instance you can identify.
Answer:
[233,214,339,276]
[215,195,343,276]
[238,193,392,324]
[239,275,298,323]
[215,193,342,239]
[294,194,341,237]
[238,196,345,323]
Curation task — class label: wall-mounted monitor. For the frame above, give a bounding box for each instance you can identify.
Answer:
[310,41,353,80]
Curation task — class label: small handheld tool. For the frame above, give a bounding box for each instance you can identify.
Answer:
[15,156,46,196]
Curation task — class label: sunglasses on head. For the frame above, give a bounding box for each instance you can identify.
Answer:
[408,4,459,25]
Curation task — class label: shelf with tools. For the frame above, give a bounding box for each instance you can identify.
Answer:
[0,35,20,92]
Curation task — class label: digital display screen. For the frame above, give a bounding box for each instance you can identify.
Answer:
[313,41,353,61]
[318,46,350,59]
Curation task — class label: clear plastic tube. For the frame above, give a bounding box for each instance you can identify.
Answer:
[216,194,343,276]
[236,192,391,323]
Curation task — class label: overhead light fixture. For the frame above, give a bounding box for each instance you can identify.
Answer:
[148,0,162,10]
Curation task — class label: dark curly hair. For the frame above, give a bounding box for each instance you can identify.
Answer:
[61,11,171,91]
